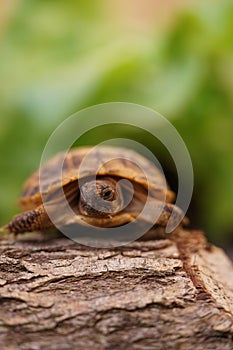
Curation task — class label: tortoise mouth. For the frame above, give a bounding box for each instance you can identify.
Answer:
[79,202,117,219]
[65,212,136,228]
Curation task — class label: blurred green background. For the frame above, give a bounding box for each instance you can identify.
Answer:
[0,0,232,250]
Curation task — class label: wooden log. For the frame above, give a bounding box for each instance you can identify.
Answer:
[0,229,233,349]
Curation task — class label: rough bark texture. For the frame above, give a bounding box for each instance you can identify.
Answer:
[0,229,233,350]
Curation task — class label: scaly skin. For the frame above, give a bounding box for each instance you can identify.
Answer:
[1,201,187,235]
[3,205,53,234]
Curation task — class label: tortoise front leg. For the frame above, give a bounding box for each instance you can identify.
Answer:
[139,202,189,240]
[156,202,189,228]
[2,205,53,235]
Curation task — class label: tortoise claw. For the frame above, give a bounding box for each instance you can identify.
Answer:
[0,224,13,239]
[0,224,8,233]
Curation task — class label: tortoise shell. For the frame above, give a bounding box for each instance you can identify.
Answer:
[20,146,174,211]
[3,146,186,235]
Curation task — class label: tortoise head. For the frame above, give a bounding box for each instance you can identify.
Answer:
[79,177,124,218]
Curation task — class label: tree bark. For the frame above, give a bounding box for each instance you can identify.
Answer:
[0,229,233,350]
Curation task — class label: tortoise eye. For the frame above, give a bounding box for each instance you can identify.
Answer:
[101,187,115,201]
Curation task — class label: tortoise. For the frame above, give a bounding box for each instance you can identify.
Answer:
[2,146,187,237]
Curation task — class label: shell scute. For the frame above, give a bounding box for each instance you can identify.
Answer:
[20,146,173,210]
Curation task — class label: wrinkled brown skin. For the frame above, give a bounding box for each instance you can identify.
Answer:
[3,201,186,236]
[5,205,52,234]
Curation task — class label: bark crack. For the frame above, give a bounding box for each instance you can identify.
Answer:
[0,230,233,349]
